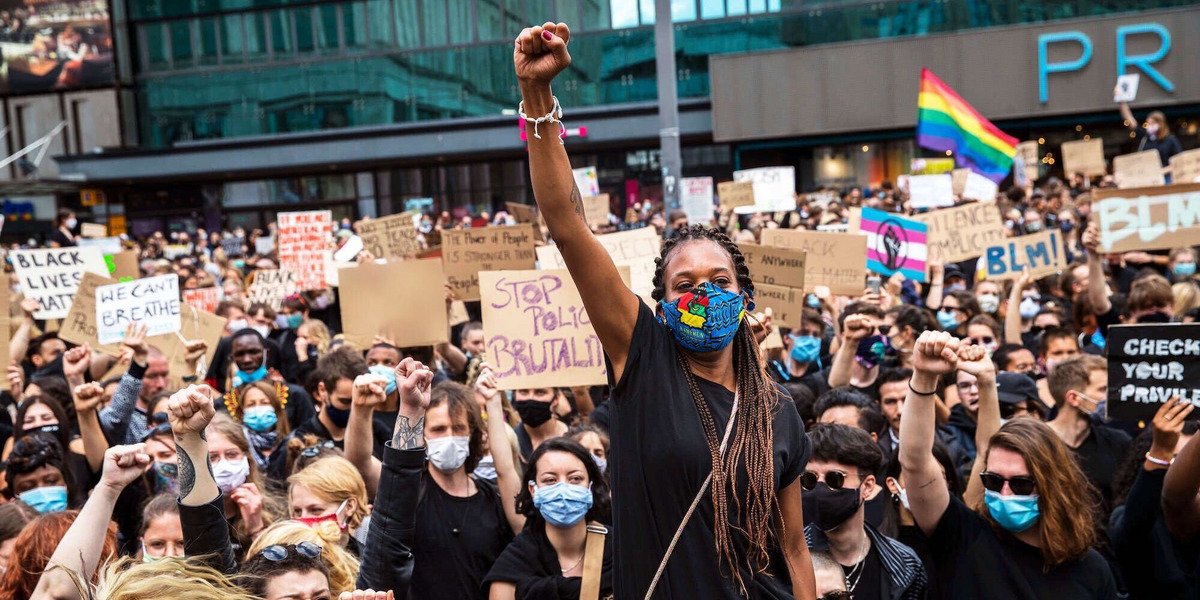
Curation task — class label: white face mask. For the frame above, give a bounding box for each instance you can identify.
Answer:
[473,455,497,480]
[251,325,271,338]
[227,319,248,334]
[897,486,911,511]
[977,293,1000,314]
[592,454,608,474]
[427,436,470,473]
[212,457,250,494]
[65,218,77,229]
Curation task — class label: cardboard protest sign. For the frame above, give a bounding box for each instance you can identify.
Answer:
[753,283,808,328]
[442,225,538,301]
[95,275,182,344]
[1015,141,1040,185]
[448,300,470,327]
[951,169,970,197]
[733,167,796,213]
[108,251,140,281]
[78,237,123,255]
[861,208,928,282]
[983,230,1063,281]
[161,305,227,388]
[277,211,331,291]
[506,202,540,225]
[759,229,867,296]
[184,287,221,314]
[1170,148,1200,185]
[1113,150,1166,189]
[247,269,298,311]
[163,244,192,260]
[480,268,630,389]
[582,195,610,229]
[1113,73,1140,103]
[0,287,9,390]
[1094,183,1200,252]
[914,203,1006,265]
[963,172,999,202]
[80,222,106,238]
[1061,139,1106,177]
[1106,324,1200,421]
[736,243,806,290]
[572,167,600,197]
[681,177,715,224]
[907,174,954,209]
[535,226,661,304]
[339,259,449,350]
[59,272,123,356]
[717,181,755,210]
[11,247,108,319]
[355,212,420,259]
[220,237,245,257]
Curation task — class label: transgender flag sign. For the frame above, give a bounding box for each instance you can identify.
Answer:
[861,207,928,283]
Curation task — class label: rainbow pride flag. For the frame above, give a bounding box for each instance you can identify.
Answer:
[917,68,1018,184]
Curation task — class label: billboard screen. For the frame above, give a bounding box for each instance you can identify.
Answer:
[0,0,112,96]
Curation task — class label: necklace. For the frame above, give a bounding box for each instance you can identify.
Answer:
[450,478,473,536]
[842,534,870,592]
[560,555,584,574]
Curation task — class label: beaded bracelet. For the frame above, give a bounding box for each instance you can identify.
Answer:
[1144,452,1173,467]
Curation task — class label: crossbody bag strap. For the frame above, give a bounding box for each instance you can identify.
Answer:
[580,522,608,600]
[643,394,739,600]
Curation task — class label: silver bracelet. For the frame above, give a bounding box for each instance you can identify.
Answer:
[518,96,564,144]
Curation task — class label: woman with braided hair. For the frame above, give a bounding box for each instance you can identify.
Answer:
[515,22,815,600]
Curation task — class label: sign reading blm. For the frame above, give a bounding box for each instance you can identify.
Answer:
[1106,324,1200,421]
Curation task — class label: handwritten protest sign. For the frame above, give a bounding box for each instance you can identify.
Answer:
[184,287,221,314]
[963,172,1000,202]
[951,169,970,197]
[481,268,630,389]
[1107,324,1200,420]
[59,272,122,355]
[247,269,298,310]
[736,243,806,290]
[1094,183,1200,252]
[572,167,599,196]
[1170,149,1200,185]
[1061,139,1106,177]
[221,237,245,257]
[861,208,927,282]
[277,210,331,291]
[256,236,275,255]
[681,177,715,224]
[355,212,419,259]
[1015,141,1040,185]
[442,225,538,301]
[582,194,610,229]
[11,247,108,319]
[914,202,1006,265]
[1113,73,1140,103]
[78,237,123,255]
[80,222,106,238]
[1114,150,1166,189]
[108,251,140,281]
[717,181,755,210]
[96,275,181,344]
[733,167,796,213]
[339,259,449,350]
[535,226,660,304]
[983,230,1063,280]
[163,244,192,260]
[760,229,866,296]
[506,202,540,225]
[907,174,954,209]
[753,283,808,328]
[910,158,955,175]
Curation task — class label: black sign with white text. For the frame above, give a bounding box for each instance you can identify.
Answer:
[1106,324,1200,421]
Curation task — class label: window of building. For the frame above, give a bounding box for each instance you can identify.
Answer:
[269,9,294,56]
[198,17,221,66]
[245,12,268,62]
[169,20,194,68]
[140,23,171,71]
[295,7,317,53]
[317,4,341,55]
[221,14,245,62]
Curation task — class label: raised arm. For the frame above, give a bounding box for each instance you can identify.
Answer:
[99,324,149,445]
[1163,411,1200,541]
[348,373,387,497]
[1004,269,1033,345]
[32,444,150,600]
[957,346,998,508]
[1081,224,1112,314]
[168,385,237,574]
[9,297,39,365]
[1118,101,1137,131]
[73,382,110,474]
[515,23,640,381]
[925,262,945,310]
[476,364,526,534]
[900,331,960,536]
[828,314,872,388]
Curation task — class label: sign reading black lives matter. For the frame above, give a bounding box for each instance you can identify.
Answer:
[1106,324,1200,421]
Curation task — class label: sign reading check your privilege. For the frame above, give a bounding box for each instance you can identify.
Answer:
[11,247,108,319]
[277,210,331,291]
[95,275,182,344]
[442,225,538,301]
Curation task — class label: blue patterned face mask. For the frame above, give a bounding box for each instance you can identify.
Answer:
[658,282,749,353]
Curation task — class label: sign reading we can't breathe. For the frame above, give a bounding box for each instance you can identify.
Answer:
[1106,324,1200,421]
[95,274,182,344]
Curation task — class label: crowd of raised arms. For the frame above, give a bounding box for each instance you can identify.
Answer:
[1,21,1198,600]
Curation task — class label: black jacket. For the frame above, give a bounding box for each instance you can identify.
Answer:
[355,444,421,596]
[805,522,927,600]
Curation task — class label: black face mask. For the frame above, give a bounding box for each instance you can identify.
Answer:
[513,399,554,428]
[1137,311,1171,324]
[803,482,862,532]
[27,424,61,437]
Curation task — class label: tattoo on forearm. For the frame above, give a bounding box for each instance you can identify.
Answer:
[177,444,197,497]
[393,416,425,450]
[569,183,586,222]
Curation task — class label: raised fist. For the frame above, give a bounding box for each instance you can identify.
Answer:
[514,23,572,84]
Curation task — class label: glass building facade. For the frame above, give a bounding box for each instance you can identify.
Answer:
[128,0,1198,147]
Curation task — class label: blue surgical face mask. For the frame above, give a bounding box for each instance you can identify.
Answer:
[789,335,821,366]
[1075,391,1107,421]
[368,364,398,395]
[658,282,748,354]
[1019,296,1041,319]
[592,454,608,474]
[19,485,68,514]
[1174,262,1196,278]
[286,313,304,330]
[234,363,269,387]
[984,489,1040,533]
[807,294,821,308]
[531,481,594,528]
[937,309,961,331]
[243,405,278,432]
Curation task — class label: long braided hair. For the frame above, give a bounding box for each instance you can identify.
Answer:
[651,224,781,592]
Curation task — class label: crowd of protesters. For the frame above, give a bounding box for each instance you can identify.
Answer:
[0,20,1197,600]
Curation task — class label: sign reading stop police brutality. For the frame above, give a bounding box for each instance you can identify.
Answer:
[1107,324,1200,421]
[11,247,109,319]
[277,211,331,291]
[95,275,182,344]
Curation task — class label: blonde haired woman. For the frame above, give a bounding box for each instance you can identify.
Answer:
[248,520,362,596]
[287,456,369,551]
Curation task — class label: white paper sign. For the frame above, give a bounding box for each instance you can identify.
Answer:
[11,247,109,319]
[333,235,364,263]
[77,236,123,255]
[907,174,955,208]
[962,172,1000,202]
[95,274,182,344]
[1114,74,1140,103]
[680,176,715,224]
[733,167,797,213]
[572,167,600,197]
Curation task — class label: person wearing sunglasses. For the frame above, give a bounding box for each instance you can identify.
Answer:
[829,303,889,402]
[899,331,1118,599]
[801,423,926,600]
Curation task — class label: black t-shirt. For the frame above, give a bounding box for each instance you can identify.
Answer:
[607,302,811,600]
[930,496,1118,599]
[482,518,614,600]
[843,544,884,600]
[411,471,514,600]
[50,229,76,247]
[1072,425,1131,518]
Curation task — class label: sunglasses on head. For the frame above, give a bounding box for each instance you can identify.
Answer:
[979,472,1037,496]
[800,469,856,491]
[259,541,322,562]
[151,412,170,426]
[301,440,336,458]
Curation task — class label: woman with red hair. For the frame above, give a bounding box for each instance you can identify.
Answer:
[0,511,117,600]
